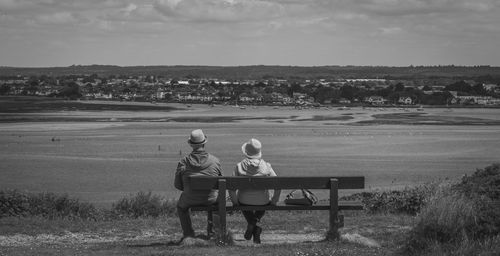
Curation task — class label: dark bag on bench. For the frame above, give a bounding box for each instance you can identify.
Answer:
[284,189,318,206]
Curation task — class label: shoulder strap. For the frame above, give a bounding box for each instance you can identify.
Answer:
[302,189,318,204]
[235,163,244,176]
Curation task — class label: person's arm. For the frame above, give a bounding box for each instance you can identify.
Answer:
[228,165,239,206]
[174,160,185,191]
[228,190,238,206]
[268,164,281,205]
[216,160,223,176]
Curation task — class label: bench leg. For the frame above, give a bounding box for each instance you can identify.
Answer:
[215,179,229,245]
[207,210,214,238]
[327,178,340,240]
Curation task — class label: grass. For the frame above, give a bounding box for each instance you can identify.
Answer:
[402,164,500,255]
[0,242,385,256]
[2,164,500,255]
[112,191,177,218]
[0,212,411,256]
[0,189,413,255]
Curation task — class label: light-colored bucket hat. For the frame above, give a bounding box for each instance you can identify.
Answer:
[241,138,262,159]
[188,129,207,145]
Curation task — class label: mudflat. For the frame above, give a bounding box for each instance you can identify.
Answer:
[1,98,500,207]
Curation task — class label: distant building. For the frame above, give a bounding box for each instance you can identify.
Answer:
[364,96,387,105]
[269,92,292,104]
[483,84,497,91]
[398,97,413,105]
[216,81,230,85]
[176,93,213,102]
[346,79,386,82]
[88,93,112,99]
[292,92,307,99]
[339,98,351,104]
[452,95,500,105]
[155,89,172,100]
[239,93,263,103]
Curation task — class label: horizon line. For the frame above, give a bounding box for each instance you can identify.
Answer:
[0,64,498,69]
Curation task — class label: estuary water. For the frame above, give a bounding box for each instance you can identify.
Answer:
[1,107,499,207]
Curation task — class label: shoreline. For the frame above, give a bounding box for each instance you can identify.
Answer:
[3,96,500,126]
[2,109,500,126]
[2,97,500,126]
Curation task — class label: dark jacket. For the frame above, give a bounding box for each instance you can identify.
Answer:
[175,148,222,208]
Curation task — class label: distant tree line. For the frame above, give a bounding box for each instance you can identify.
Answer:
[2,65,500,81]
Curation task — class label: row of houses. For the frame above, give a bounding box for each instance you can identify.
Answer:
[3,76,500,106]
[363,96,411,105]
[365,95,500,106]
[451,95,500,105]
[175,94,230,102]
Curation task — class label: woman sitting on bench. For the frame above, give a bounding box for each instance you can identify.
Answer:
[229,138,281,244]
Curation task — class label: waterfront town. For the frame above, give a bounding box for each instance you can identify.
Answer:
[1,73,500,107]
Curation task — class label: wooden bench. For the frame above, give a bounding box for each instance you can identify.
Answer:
[190,176,365,242]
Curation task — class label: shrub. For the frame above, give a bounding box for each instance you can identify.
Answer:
[0,190,30,217]
[452,235,500,256]
[403,163,500,255]
[27,192,99,220]
[404,192,480,253]
[0,190,100,220]
[341,183,437,215]
[453,163,500,200]
[1,190,179,220]
[111,191,177,218]
[452,163,500,239]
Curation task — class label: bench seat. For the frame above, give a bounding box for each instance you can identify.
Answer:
[189,176,365,243]
[191,200,363,211]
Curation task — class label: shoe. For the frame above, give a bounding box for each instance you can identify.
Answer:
[253,226,262,244]
[179,234,195,243]
[244,224,254,240]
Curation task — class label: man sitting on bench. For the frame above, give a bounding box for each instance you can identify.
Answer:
[174,129,223,240]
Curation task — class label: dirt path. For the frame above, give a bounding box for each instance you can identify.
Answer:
[0,228,382,248]
[0,230,320,247]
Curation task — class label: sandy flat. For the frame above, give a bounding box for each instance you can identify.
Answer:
[0,122,126,131]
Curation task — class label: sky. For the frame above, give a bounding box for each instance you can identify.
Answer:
[0,0,499,67]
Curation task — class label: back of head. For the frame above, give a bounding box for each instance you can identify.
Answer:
[188,129,207,149]
[241,138,262,159]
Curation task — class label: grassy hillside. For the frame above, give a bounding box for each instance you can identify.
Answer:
[0,210,409,256]
[1,164,499,255]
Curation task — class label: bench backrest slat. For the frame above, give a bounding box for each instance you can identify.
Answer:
[189,176,364,190]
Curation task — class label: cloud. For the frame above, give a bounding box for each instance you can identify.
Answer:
[0,0,157,33]
[35,11,82,25]
[379,26,403,35]
[1,0,500,66]
[0,0,41,14]
[0,0,128,20]
[101,3,163,24]
[335,0,499,17]
[123,3,138,14]
[154,0,284,23]
[299,0,500,39]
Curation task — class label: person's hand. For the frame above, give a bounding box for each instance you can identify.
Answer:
[270,200,278,206]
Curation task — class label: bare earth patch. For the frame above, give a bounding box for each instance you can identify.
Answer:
[0,228,386,248]
[0,214,413,255]
[0,230,174,247]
